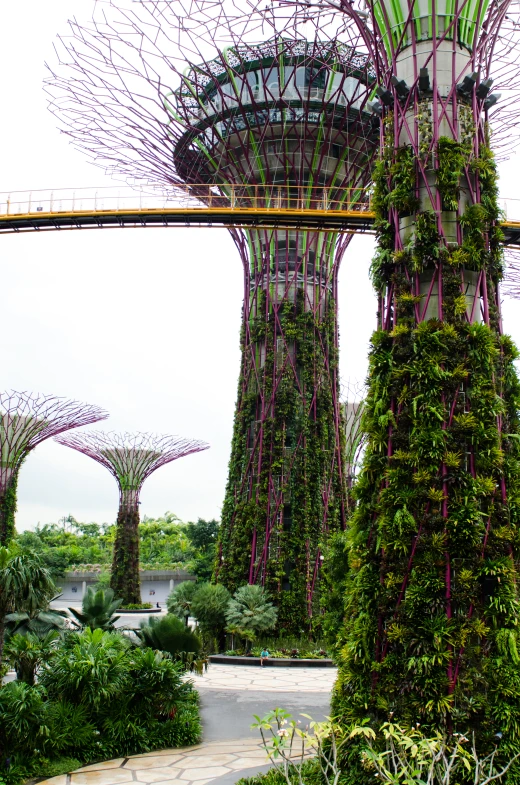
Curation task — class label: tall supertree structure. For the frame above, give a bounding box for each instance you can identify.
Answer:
[278,0,520,764]
[55,431,209,605]
[45,1,379,630]
[0,391,108,544]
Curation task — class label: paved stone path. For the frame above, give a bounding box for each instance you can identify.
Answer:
[190,665,336,693]
[39,665,336,785]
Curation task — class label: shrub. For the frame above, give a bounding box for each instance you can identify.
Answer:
[167,580,198,625]
[191,583,230,651]
[138,614,201,657]
[0,681,48,757]
[69,587,122,630]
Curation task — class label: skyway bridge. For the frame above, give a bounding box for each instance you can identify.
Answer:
[1,185,520,245]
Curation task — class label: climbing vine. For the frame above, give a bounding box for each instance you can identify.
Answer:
[110,505,142,606]
[0,472,19,544]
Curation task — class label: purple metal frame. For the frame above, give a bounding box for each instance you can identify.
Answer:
[0,390,108,498]
[277,0,520,684]
[54,431,209,510]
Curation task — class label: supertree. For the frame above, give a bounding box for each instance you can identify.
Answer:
[0,391,108,544]
[272,0,520,765]
[54,430,209,605]
[45,0,379,631]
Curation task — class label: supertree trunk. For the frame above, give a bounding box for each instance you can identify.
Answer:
[110,490,142,606]
[0,468,19,545]
[334,58,520,770]
[218,228,348,633]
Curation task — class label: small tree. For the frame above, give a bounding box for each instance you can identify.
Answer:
[69,586,122,630]
[167,580,198,626]
[225,584,278,650]
[138,614,201,657]
[191,583,230,652]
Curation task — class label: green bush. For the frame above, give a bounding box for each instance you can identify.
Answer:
[0,628,202,782]
[138,614,201,657]
[0,681,47,756]
[121,602,153,610]
[236,760,321,785]
[69,587,122,630]
[191,583,230,651]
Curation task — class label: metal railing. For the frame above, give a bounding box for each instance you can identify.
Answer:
[0,184,373,218]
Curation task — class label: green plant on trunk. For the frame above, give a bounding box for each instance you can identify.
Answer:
[0,473,19,545]
[333,138,520,783]
[110,506,141,606]
[218,286,346,634]
[167,580,198,625]
[436,137,471,211]
[69,586,122,630]
[0,545,57,668]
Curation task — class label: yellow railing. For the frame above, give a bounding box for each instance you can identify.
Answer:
[0,184,373,217]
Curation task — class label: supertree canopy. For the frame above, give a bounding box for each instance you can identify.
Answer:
[0,391,108,544]
[54,431,209,605]
[45,0,379,631]
[274,0,520,769]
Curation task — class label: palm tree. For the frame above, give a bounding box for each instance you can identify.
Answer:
[225,584,278,650]
[0,545,57,666]
[138,614,201,657]
[167,581,197,626]
[68,586,122,630]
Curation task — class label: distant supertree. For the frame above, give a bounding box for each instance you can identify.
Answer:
[45,0,378,630]
[341,382,366,499]
[54,431,209,605]
[0,391,108,544]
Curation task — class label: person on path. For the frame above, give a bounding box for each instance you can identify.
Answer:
[260,648,269,667]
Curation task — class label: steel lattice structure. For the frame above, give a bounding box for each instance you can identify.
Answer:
[45,0,379,630]
[55,430,209,605]
[270,0,520,757]
[0,391,108,544]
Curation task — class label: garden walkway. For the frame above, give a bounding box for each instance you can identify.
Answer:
[38,665,336,785]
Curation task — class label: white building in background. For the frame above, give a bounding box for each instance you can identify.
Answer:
[59,568,196,605]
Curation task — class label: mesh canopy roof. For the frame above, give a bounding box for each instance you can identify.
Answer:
[0,391,108,474]
[55,430,209,493]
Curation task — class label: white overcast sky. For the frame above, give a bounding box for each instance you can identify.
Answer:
[1,1,520,531]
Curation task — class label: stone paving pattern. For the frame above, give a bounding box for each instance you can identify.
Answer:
[190,665,336,693]
[40,739,270,785]
[38,665,336,785]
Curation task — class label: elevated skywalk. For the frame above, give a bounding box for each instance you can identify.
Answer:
[1,185,519,244]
